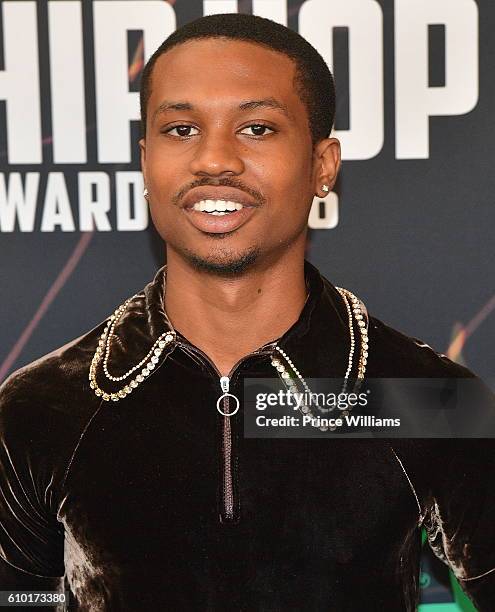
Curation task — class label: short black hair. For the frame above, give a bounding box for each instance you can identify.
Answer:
[139,13,335,145]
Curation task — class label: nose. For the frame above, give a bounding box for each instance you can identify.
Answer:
[188,130,245,177]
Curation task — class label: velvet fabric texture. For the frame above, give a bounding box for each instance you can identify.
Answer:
[1,260,494,611]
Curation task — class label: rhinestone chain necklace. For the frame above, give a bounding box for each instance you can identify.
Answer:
[89,299,176,402]
[89,286,369,407]
[268,287,369,430]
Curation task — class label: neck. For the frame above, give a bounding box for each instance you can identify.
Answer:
[163,249,308,376]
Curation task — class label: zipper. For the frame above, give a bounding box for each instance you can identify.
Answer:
[175,338,276,523]
[221,385,234,520]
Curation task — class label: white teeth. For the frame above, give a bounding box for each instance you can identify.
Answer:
[192,200,245,213]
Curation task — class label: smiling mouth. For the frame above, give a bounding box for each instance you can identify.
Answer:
[190,199,251,215]
[182,197,258,235]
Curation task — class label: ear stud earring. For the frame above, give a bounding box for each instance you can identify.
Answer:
[143,188,149,199]
[321,184,329,193]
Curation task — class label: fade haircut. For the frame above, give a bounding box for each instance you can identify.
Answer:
[139,13,336,145]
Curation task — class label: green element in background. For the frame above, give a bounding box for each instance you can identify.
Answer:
[420,572,432,589]
[418,528,478,612]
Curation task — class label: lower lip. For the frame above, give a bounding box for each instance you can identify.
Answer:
[183,207,257,234]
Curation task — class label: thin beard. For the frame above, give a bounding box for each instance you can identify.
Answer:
[182,247,260,278]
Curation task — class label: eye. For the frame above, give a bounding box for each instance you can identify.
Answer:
[240,124,275,137]
[165,125,200,137]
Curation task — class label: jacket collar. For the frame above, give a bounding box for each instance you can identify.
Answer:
[111,259,355,379]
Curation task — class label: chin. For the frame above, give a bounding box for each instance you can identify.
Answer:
[180,244,261,277]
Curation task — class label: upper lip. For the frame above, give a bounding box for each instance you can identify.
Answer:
[180,187,259,210]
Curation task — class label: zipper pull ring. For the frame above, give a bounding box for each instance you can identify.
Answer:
[217,376,240,416]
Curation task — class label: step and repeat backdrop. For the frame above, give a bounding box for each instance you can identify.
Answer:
[0,1,493,609]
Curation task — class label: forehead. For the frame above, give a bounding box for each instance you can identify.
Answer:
[148,38,303,114]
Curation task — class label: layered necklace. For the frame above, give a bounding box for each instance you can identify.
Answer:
[89,283,369,423]
[269,287,369,431]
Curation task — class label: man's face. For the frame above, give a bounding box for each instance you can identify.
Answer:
[140,38,338,275]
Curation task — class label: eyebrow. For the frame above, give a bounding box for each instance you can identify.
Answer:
[152,97,290,122]
[238,98,290,118]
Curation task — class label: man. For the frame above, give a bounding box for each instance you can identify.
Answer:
[1,13,494,612]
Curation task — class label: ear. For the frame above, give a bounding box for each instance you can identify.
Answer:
[139,137,147,187]
[312,137,341,198]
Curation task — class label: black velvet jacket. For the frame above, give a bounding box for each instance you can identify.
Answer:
[1,260,494,611]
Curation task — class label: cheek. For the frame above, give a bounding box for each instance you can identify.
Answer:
[147,202,168,239]
[145,171,179,234]
[144,139,188,190]
[262,157,313,218]
[251,147,313,198]
[146,156,176,195]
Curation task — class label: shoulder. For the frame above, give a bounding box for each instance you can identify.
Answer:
[317,269,475,380]
[0,270,159,441]
[366,315,475,378]
[0,263,168,427]
[0,318,107,427]
[0,308,120,486]
[0,316,121,576]
[0,323,108,534]
[0,320,111,495]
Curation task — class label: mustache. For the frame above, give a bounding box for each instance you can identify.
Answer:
[172,177,266,207]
